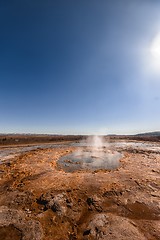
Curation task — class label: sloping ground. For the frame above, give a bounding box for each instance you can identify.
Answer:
[0,142,160,239]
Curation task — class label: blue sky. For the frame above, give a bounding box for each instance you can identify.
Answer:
[0,0,160,134]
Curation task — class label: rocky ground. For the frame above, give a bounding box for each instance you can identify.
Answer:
[0,140,160,240]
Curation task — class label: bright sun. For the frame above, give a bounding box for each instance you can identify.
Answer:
[148,33,160,74]
[150,33,160,59]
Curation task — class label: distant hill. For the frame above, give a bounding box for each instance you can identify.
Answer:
[136,131,160,137]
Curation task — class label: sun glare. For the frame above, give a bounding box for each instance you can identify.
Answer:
[148,33,160,74]
[150,33,160,59]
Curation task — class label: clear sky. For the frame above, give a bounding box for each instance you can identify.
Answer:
[0,0,160,135]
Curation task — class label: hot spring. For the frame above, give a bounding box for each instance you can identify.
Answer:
[58,136,122,172]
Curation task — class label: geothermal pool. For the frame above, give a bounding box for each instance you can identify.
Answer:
[59,135,123,172]
[58,136,160,172]
[58,149,122,172]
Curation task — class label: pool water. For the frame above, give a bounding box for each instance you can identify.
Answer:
[58,149,122,172]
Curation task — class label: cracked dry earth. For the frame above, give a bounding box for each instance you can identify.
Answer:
[0,141,160,240]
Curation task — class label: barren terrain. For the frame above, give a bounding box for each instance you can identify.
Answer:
[0,136,160,240]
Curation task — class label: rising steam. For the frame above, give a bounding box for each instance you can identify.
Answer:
[60,136,122,171]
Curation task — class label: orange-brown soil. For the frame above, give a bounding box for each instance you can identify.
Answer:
[0,140,160,239]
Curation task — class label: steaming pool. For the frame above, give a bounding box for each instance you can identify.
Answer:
[58,148,122,172]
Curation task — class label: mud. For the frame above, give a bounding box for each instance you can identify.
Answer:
[0,139,160,239]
